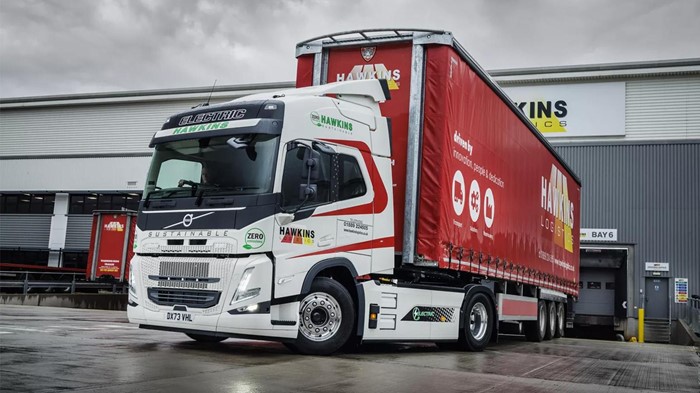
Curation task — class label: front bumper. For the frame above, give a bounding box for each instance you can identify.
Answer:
[127,254,298,339]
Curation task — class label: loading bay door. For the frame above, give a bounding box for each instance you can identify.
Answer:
[577,268,615,317]
[574,246,631,332]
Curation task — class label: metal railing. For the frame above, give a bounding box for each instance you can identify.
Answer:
[683,296,700,336]
[0,247,89,269]
[0,270,127,294]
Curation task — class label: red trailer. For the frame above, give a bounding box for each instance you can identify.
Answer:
[294,30,580,350]
[86,210,136,282]
[296,30,580,296]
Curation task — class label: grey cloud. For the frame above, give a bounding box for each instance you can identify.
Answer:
[1,0,698,98]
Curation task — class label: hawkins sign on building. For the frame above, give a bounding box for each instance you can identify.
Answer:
[503,82,625,138]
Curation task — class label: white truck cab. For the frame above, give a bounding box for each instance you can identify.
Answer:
[128,79,402,354]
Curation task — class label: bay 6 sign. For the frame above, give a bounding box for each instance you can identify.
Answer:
[503,82,625,138]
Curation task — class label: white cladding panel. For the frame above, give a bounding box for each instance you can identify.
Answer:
[498,75,700,143]
[625,77,700,140]
[0,99,230,157]
[0,156,151,192]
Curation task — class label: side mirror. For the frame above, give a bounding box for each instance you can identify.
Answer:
[301,148,321,182]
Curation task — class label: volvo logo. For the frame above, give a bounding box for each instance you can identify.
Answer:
[182,214,194,227]
[163,212,214,229]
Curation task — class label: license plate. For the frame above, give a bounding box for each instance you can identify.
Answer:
[165,311,194,322]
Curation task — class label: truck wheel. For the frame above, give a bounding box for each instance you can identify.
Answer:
[524,300,547,342]
[185,333,227,343]
[293,277,355,356]
[463,292,494,351]
[545,301,556,340]
[554,302,565,338]
[283,342,300,353]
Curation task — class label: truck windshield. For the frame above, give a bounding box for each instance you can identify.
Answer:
[144,134,279,200]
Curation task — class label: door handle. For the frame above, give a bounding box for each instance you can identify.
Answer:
[317,235,333,247]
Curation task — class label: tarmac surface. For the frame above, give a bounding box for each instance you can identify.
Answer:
[0,305,698,393]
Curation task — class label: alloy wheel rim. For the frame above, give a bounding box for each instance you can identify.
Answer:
[470,302,488,341]
[299,292,342,342]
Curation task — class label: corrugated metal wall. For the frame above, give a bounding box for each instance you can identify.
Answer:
[626,77,700,140]
[65,215,93,250]
[0,98,234,157]
[555,142,700,320]
[0,156,152,192]
[0,215,92,250]
[0,215,52,248]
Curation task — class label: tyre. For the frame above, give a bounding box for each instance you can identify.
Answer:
[554,302,565,338]
[185,333,227,343]
[436,342,461,351]
[524,300,547,342]
[462,292,494,352]
[544,301,556,340]
[293,277,355,356]
[283,342,301,353]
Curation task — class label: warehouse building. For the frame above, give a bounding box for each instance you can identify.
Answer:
[1,59,698,343]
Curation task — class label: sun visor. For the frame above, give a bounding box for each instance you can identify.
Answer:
[150,101,284,146]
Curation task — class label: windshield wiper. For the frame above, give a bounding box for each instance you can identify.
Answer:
[177,179,200,197]
[195,187,212,206]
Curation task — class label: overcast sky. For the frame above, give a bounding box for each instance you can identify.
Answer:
[1,0,698,98]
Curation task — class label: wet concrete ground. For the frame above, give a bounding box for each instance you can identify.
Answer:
[0,305,697,393]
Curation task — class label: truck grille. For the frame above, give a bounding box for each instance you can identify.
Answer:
[161,261,209,277]
[139,256,235,314]
[156,261,211,289]
[147,288,221,308]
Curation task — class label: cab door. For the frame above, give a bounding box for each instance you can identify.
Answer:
[272,141,373,300]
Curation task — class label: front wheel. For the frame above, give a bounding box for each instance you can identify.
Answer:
[293,277,355,356]
[462,292,494,351]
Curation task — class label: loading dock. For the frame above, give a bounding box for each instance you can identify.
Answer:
[573,245,635,339]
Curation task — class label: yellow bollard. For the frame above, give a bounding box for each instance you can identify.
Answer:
[638,308,644,343]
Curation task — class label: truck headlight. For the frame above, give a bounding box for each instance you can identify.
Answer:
[128,262,137,299]
[231,268,260,304]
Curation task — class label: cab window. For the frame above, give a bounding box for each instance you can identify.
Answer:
[280,145,366,209]
[338,155,366,200]
[281,146,331,208]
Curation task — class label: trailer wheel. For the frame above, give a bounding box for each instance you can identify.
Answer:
[185,333,227,343]
[293,277,355,356]
[462,292,494,352]
[545,301,556,340]
[554,302,565,338]
[524,300,547,342]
